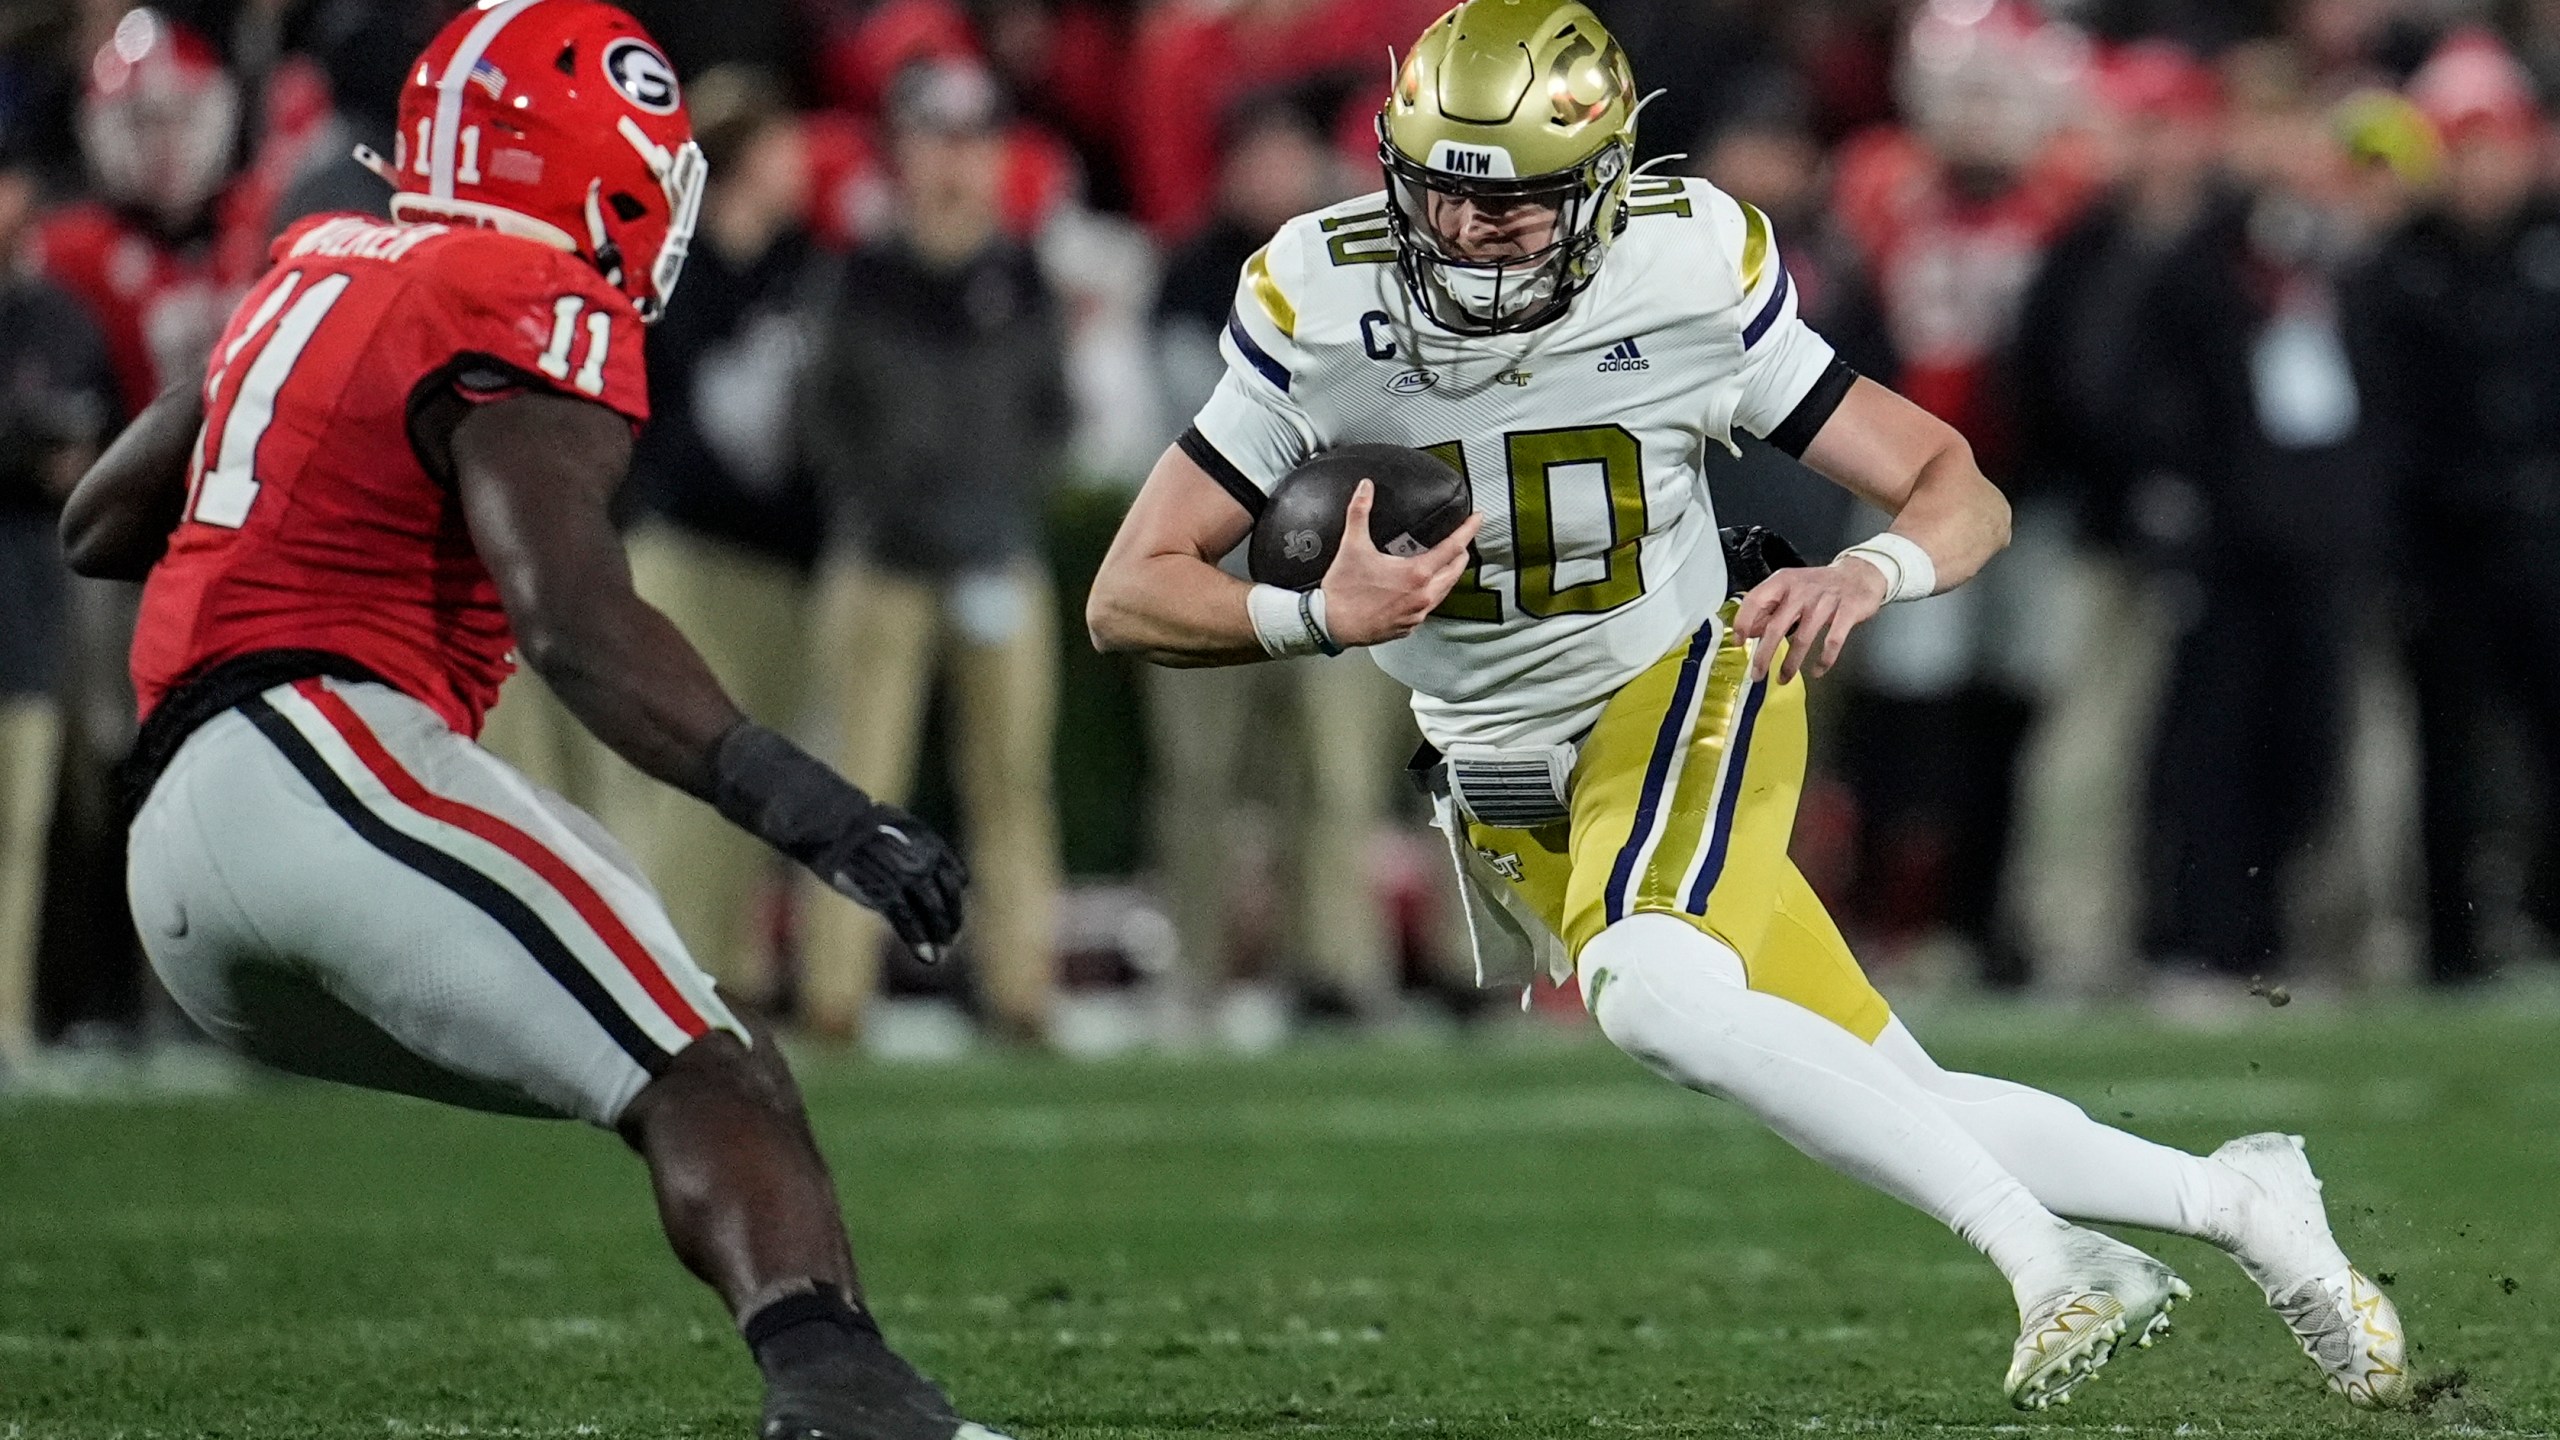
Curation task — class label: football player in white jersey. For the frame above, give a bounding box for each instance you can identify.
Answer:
[1090,0,2407,1413]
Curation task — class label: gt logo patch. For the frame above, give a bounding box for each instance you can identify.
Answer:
[603,38,680,115]
[1477,848,1526,881]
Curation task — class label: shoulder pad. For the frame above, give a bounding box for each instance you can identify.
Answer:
[1243,196,1399,339]
[1642,178,1787,341]
[1674,181,1773,299]
[1223,207,1342,392]
[402,230,647,422]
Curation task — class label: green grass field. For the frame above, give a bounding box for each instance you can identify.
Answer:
[5,998,2557,1439]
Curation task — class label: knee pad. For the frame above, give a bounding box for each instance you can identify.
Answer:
[1577,913,1748,1074]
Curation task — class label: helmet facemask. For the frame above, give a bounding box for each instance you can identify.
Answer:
[650,137,707,320]
[1381,134,1627,336]
[609,116,707,324]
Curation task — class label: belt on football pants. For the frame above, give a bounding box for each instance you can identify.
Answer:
[124,649,391,821]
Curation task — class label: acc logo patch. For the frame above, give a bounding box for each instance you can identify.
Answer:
[603,38,680,115]
[1387,369,1439,395]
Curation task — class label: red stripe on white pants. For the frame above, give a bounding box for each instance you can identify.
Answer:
[292,679,710,1041]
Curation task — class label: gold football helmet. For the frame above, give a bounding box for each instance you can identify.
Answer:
[1380,0,1639,335]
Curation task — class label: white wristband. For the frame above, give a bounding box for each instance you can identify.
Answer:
[1247,584,1336,658]
[1838,533,1939,605]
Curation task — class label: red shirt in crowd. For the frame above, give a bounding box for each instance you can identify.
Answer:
[1831,128,2098,468]
[1126,0,1449,242]
[33,185,275,422]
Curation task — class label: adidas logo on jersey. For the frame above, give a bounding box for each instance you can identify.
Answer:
[1597,339,1651,373]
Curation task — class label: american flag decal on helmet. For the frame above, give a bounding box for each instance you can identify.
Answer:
[468,57,506,100]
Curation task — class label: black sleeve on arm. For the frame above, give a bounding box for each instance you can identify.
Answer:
[710,721,880,868]
[1178,425,1267,519]
[1766,357,1861,460]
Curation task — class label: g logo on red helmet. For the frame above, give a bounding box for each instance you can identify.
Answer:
[604,38,679,115]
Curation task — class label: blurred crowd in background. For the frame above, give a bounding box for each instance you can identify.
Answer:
[7,0,2560,1070]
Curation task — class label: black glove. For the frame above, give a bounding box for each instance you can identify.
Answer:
[1719,525,1808,597]
[709,722,967,959]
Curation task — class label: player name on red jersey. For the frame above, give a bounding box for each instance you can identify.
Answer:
[286,216,452,264]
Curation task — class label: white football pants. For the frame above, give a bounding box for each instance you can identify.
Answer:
[128,678,744,1127]
[1578,914,2245,1290]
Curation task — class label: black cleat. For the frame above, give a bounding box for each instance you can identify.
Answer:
[747,1286,1013,1440]
[759,1342,1011,1440]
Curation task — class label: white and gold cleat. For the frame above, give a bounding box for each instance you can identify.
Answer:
[2004,1228,2190,1411]
[2215,1132,2411,1409]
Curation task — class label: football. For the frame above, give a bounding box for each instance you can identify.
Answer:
[1246,443,1474,592]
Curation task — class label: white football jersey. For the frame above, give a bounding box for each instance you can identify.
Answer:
[1189,175,1843,750]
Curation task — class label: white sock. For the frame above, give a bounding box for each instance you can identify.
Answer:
[1579,915,2074,1297]
[1871,1020,2251,1250]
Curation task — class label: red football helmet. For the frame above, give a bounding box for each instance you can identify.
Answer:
[80,9,240,229]
[385,0,705,322]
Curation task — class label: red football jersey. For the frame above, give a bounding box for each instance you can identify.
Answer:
[131,213,650,737]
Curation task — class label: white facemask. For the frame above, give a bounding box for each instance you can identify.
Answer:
[1432,257,1562,325]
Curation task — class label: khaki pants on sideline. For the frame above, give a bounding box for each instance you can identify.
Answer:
[1145,655,1407,1015]
[2004,555,2175,992]
[801,558,1060,1037]
[593,523,813,994]
[476,668,616,815]
[0,697,59,1065]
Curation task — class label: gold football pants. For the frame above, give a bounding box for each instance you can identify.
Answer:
[1466,604,1891,1041]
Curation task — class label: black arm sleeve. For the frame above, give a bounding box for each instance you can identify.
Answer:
[709,721,882,867]
[1766,357,1861,460]
[1177,425,1268,519]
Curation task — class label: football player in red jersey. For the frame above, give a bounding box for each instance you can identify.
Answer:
[60,4,1004,1437]
[41,7,273,421]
